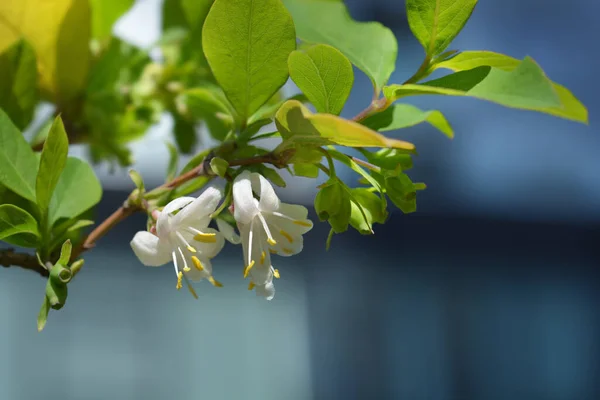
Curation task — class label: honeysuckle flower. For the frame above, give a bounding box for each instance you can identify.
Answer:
[233,171,313,300]
[130,187,225,293]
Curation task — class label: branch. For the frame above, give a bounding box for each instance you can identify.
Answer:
[0,249,48,277]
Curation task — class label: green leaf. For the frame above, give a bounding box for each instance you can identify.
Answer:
[349,188,387,234]
[0,40,38,129]
[0,0,91,103]
[432,51,588,123]
[362,104,454,138]
[184,87,233,140]
[361,148,414,172]
[284,0,397,91]
[36,117,69,215]
[293,163,319,178]
[57,239,72,265]
[210,157,229,178]
[0,204,40,247]
[173,114,197,154]
[406,0,478,56]
[166,142,179,182]
[257,166,286,188]
[288,44,353,115]
[37,296,50,332]
[248,93,307,124]
[384,57,562,114]
[385,174,420,214]
[0,108,38,202]
[90,0,135,41]
[275,100,416,151]
[128,169,145,192]
[202,0,297,120]
[48,157,102,226]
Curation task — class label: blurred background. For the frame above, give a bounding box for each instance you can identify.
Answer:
[1,0,599,399]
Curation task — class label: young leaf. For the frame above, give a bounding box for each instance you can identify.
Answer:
[89,0,135,41]
[385,174,420,214]
[284,0,397,91]
[37,296,51,332]
[0,0,91,102]
[36,117,69,215]
[349,188,387,235]
[48,157,102,226]
[362,104,454,138]
[293,163,319,178]
[0,204,40,247]
[0,108,38,202]
[166,142,179,182]
[202,0,297,121]
[57,239,72,266]
[184,87,233,140]
[0,40,38,129]
[406,0,478,57]
[173,114,197,154]
[128,169,145,192]
[432,51,588,123]
[288,44,353,115]
[315,181,351,233]
[384,57,562,115]
[275,100,416,151]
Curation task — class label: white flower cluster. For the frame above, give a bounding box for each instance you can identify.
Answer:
[130,171,313,300]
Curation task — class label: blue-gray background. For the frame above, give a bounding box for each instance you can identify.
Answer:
[1,0,599,399]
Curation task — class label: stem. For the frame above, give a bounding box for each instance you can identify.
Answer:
[402,56,432,85]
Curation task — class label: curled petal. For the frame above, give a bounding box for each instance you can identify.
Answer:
[157,197,195,235]
[250,172,280,212]
[130,231,172,266]
[216,219,241,244]
[233,171,259,224]
[174,187,222,226]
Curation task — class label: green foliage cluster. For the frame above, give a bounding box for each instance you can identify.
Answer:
[0,0,587,329]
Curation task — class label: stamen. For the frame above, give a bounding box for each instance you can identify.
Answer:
[269,249,277,254]
[260,251,266,265]
[208,276,223,287]
[273,269,280,279]
[187,283,198,299]
[279,230,293,243]
[187,246,197,253]
[244,260,255,278]
[258,213,276,245]
[191,256,204,271]
[282,247,294,254]
[176,231,195,252]
[248,281,256,291]
[293,220,312,227]
[177,247,190,273]
[176,271,183,290]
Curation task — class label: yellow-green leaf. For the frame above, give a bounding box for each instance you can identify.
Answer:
[288,44,353,115]
[275,100,415,151]
[384,57,563,116]
[362,104,454,138]
[0,0,91,103]
[432,51,588,123]
[406,0,478,56]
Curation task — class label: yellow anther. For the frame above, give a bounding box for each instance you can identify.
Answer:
[282,247,293,255]
[208,276,223,287]
[293,220,312,227]
[248,281,256,291]
[273,269,280,279]
[244,260,255,278]
[187,245,197,253]
[260,251,266,265]
[183,266,191,272]
[176,271,183,290]
[194,232,217,243]
[280,230,293,243]
[267,237,277,246]
[191,256,204,271]
[269,249,277,254]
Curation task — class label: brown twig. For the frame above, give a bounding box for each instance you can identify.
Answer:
[0,249,48,277]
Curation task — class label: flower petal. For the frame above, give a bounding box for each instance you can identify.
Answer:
[157,197,195,236]
[216,219,241,244]
[277,203,309,220]
[184,255,212,281]
[255,280,275,300]
[182,227,224,258]
[173,187,222,227]
[130,231,172,266]
[233,171,259,224]
[250,172,280,212]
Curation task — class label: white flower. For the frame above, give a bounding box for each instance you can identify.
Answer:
[130,187,225,294]
[232,171,313,300]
